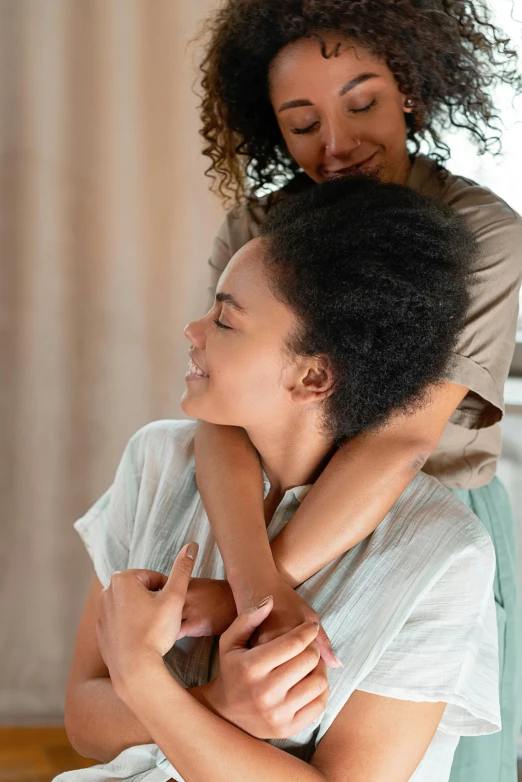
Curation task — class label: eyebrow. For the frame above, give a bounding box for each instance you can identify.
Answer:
[216,291,247,314]
[277,72,380,112]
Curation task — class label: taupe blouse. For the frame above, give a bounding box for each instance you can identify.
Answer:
[208,155,522,489]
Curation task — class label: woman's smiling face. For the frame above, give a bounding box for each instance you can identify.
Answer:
[269,33,414,184]
[181,239,322,431]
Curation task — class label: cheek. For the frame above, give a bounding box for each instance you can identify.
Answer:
[280,127,319,170]
[182,342,287,425]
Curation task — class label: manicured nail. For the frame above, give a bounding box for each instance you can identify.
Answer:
[186,542,199,561]
[256,595,272,609]
[332,653,344,668]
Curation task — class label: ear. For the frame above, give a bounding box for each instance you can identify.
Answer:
[290,355,335,404]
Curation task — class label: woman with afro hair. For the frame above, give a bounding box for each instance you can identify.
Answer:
[61,178,499,782]
[191,1,522,780]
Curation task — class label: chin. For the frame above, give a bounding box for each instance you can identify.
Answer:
[180,394,231,427]
[180,391,199,418]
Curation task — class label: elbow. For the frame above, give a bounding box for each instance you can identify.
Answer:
[64,703,111,764]
[64,710,90,760]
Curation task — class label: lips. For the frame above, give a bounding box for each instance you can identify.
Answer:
[186,357,209,378]
[324,152,378,179]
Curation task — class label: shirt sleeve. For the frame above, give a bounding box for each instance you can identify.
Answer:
[207,203,266,307]
[356,535,501,736]
[207,215,233,308]
[73,436,140,587]
[444,182,522,429]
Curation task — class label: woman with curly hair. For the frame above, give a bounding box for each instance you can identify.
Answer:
[191,2,522,780]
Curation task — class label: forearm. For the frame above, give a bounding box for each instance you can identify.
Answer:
[65,675,216,763]
[65,677,153,762]
[195,421,280,609]
[120,661,326,782]
[271,428,429,586]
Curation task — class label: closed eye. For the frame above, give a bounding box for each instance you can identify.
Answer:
[291,120,319,135]
[349,99,377,114]
[214,318,233,330]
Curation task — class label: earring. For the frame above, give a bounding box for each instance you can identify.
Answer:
[405,97,415,110]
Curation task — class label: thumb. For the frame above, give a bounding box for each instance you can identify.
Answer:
[316,625,343,669]
[221,596,273,652]
[162,542,199,604]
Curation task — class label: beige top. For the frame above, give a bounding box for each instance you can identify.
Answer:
[208,155,522,489]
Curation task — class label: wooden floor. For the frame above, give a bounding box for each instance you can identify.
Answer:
[0,727,95,782]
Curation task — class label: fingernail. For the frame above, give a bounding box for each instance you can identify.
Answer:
[332,653,344,668]
[186,542,199,561]
[256,595,272,609]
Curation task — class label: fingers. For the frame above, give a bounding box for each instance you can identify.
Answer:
[163,543,199,604]
[284,659,329,716]
[220,597,274,652]
[316,625,343,669]
[132,570,169,592]
[246,620,320,676]
[269,640,321,691]
[288,690,329,736]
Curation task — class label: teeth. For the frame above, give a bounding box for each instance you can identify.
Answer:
[188,358,208,377]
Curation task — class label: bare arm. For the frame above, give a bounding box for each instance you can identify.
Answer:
[64,576,210,761]
[119,657,445,782]
[196,381,468,599]
[272,381,468,585]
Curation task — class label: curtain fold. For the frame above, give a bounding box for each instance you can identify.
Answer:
[0,0,222,722]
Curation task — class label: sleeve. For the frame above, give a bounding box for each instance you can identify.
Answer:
[207,215,233,308]
[445,187,522,429]
[207,203,266,308]
[73,437,140,587]
[356,536,501,737]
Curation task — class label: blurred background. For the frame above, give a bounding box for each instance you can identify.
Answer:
[0,0,521,772]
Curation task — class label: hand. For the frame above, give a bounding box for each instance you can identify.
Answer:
[209,597,330,739]
[96,542,198,688]
[251,578,342,669]
[177,578,237,639]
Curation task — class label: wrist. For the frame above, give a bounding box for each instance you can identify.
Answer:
[190,677,229,721]
[229,567,284,613]
[113,651,166,706]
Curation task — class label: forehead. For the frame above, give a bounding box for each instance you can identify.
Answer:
[217,238,296,323]
[269,34,393,91]
[217,238,270,297]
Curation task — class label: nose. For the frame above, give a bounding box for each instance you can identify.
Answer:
[322,115,360,161]
[184,317,206,348]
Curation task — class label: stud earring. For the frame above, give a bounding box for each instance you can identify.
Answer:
[405,97,415,110]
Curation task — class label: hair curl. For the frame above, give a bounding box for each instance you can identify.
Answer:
[197,0,521,205]
[259,176,474,442]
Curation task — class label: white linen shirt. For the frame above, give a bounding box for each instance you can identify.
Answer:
[54,420,500,782]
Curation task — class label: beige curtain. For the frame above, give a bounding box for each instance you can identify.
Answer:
[0,0,223,722]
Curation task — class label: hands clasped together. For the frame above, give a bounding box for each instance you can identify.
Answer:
[96,543,335,740]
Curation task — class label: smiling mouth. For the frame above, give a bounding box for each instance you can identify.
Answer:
[186,358,209,379]
[324,153,378,179]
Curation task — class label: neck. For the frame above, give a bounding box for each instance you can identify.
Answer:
[245,412,335,502]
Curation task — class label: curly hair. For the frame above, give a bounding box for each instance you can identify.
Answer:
[197,0,521,205]
[258,176,474,442]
